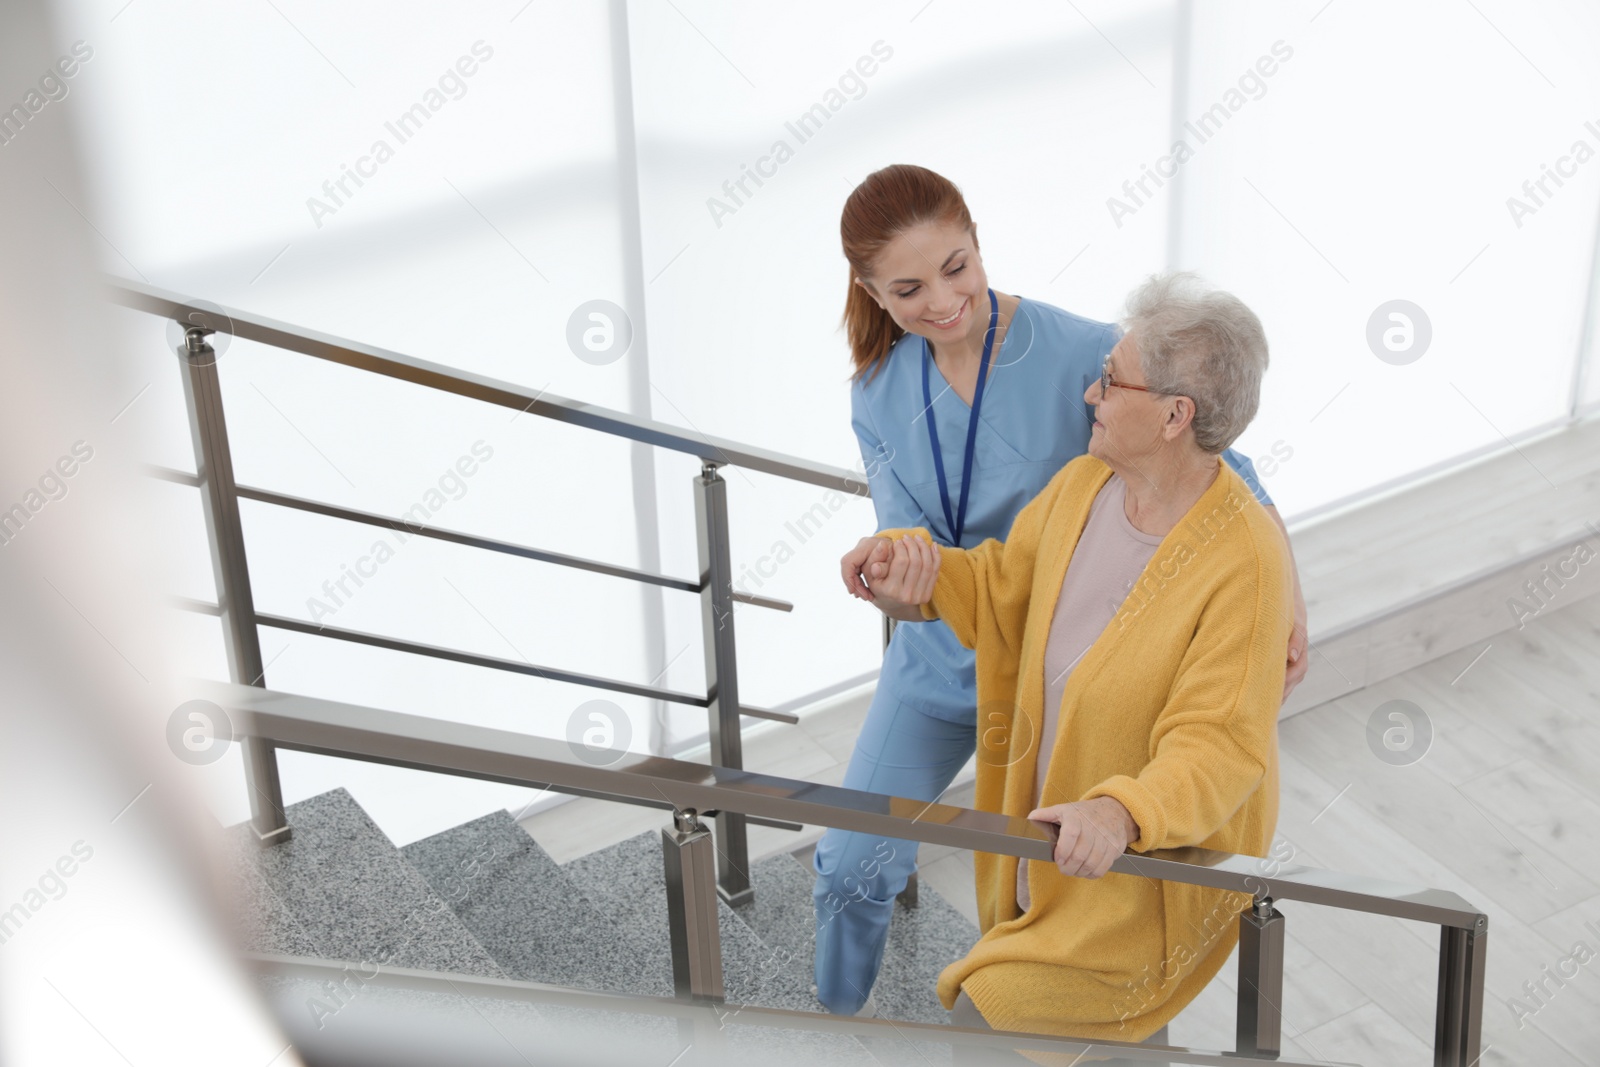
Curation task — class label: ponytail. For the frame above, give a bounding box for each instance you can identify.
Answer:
[842,276,902,386]
[841,164,974,384]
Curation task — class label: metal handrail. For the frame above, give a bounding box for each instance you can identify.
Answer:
[120,278,857,901]
[198,681,1481,926]
[199,680,1486,1065]
[110,279,866,492]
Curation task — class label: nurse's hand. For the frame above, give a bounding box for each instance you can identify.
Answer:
[1284,587,1308,701]
[867,535,940,623]
[841,536,894,602]
[1027,797,1139,880]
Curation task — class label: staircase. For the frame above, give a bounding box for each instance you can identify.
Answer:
[224,788,981,1052]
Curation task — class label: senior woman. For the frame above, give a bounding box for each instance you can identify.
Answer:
[862,272,1292,1050]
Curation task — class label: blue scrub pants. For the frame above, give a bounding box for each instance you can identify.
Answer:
[811,689,976,1014]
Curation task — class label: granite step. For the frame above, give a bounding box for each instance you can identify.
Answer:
[226,786,978,1050]
[217,820,319,958]
[727,851,957,1065]
[735,851,980,1028]
[402,809,658,996]
[226,787,503,978]
[560,831,818,1011]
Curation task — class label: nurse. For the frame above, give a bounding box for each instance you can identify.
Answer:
[811,164,1308,1017]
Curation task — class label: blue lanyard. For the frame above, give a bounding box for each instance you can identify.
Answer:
[921,288,999,547]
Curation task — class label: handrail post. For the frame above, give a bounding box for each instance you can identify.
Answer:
[662,808,725,1003]
[1235,897,1284,1057]
[1434,918,1488,1066]
[882,615,919,909]
[178,325,289,845]
[693,461,751,906]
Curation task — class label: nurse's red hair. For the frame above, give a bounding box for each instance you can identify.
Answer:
[841,164,974,384]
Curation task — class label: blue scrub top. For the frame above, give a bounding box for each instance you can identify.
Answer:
[851,295,1270,723]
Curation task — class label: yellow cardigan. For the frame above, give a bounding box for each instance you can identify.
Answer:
[877,455,1291,1043]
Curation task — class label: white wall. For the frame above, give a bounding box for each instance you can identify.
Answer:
[47,0,1600,839]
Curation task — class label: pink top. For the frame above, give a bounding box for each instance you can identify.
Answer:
[1017,474,1163,912]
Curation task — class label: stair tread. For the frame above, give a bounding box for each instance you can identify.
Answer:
[403,809,656,995]
[872,874,981,1027]
[219,826,319,958]
[736,852,980,1027]
[230,788,503,979]
[562,830,816,1011]
[231,789,978,1038]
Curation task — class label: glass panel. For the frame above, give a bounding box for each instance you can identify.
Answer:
[628,0,1178,728]
[1176,2,1600,516]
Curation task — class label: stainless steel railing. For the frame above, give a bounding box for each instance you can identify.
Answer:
[117,280,1487,1063]
[112,280,865,491]
[199,679,1486,1067]
[112,278,866,904]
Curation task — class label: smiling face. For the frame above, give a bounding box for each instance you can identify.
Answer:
[854,219,990,348]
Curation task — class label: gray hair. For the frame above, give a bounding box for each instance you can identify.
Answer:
[1121,272,1268,455]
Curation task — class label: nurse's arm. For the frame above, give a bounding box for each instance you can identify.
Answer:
[846,398,935,602]
[1262,504,1308,699]
[872,461,1061,651]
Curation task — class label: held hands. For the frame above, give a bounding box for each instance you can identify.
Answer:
[840,535,939,623]
[1026,797,1139,880]
[841,536,894,602]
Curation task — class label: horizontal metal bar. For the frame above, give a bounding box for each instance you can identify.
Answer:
[151,465,795,612]
[111,280,868,494]
[235,483,703,594]
[243,953,1355,1066]
[730,591,793,612]
[738,705,799,726]
[170,595,220,616]
[200,681,1487,929]
[510,782,800,832]
[145,463,199,486]
[1114,848,1486,930]
[255,613,710,708]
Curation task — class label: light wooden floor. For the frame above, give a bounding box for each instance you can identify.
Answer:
[528,599,1600,1064]
[783,595,1600,1066]
[916,596,1600,1064]
[1280,415,1600,716]
[1293,415,1600,638]
[1148,592,1600,1065]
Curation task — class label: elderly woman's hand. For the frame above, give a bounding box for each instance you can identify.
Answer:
[1027,797,1139,879]
[859,535,940,623]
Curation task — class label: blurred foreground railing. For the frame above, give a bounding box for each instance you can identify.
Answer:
[201,680,1486,1066]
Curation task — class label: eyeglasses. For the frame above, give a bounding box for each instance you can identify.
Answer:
[1101,354,1152,395]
